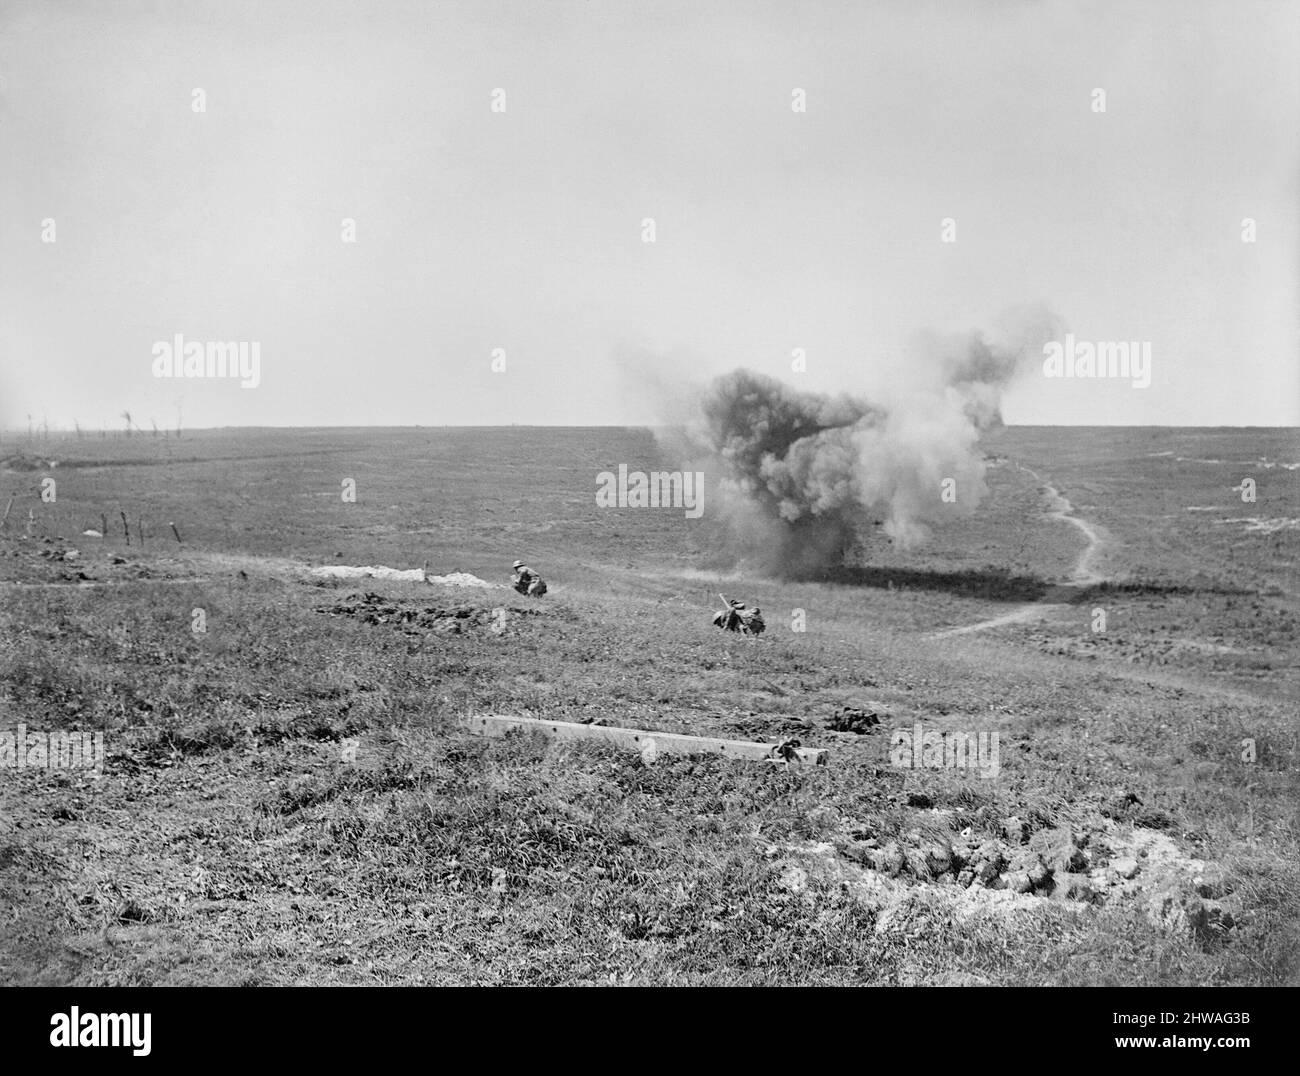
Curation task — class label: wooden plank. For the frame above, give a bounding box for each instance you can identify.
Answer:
[461,713,827,765]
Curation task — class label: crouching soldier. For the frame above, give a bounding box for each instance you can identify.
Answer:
[712,595,764,635]
[512,559,547,596]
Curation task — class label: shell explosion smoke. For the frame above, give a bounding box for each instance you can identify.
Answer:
[695,308,1061,576]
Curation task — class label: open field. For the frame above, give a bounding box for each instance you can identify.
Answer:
[1,425,1297,985]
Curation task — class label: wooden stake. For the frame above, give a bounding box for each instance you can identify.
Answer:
[170,522,183,544]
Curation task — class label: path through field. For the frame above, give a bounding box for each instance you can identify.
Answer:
[1041,476,1107,586]
[931,466,1108,638]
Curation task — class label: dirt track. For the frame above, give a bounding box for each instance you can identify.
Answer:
[932,467,1108,638]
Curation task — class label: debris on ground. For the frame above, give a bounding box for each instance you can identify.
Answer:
[712,594,765,635]
[802,813,1239,948]
[827,706,882,733]
[38,548,79,562]
[319,591,542,636]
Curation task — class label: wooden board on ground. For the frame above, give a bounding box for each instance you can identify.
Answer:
[462,713,828,765]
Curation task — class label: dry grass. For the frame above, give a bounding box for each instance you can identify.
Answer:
[0,426,1296,984]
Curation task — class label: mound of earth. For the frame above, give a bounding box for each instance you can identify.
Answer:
[778,813,1237,948]
[2,539,92,584]
[0,453,56,471]
[310,565,425,582]
[318,591,544,636]
[0,539,180,586]
[426,571,499,589]
[308,565,500,587]
[826,706,883,733]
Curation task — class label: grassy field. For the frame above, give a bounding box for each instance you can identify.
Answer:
[1,425,1297,985]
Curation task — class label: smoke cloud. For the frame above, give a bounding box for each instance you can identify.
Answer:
[691,304,1062,575]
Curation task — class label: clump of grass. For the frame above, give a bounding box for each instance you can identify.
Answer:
[136,704,248,759]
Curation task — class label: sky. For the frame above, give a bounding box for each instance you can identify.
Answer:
[1,0,1296,430]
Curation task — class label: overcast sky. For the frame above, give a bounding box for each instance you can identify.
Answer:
[1,0,1296,430]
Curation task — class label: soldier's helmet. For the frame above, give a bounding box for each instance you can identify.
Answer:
[513,560,525,569]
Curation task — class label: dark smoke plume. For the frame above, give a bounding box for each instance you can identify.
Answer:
[691,305,1061,575]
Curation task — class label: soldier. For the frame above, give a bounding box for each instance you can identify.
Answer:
[511,559,547,596]
[712,595,764,634]
[712,597,743,632]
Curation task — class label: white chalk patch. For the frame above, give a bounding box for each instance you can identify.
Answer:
[1176,457,1299,470]
[1213,517,1300,533]
[426,571,500,589]
[310,565,426,582]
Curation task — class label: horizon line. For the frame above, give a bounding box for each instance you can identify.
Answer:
[2,422,1299,435]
